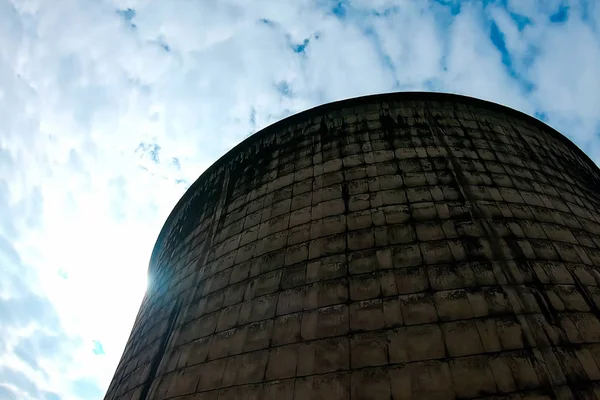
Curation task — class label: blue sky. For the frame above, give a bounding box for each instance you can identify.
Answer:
[0,0,599,399]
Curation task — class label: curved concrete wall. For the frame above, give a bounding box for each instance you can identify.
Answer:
[105,93,600,400]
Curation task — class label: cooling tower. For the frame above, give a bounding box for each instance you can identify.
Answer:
[104,93,600,399]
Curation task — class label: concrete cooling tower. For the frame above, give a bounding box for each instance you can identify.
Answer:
[104,93,600,400]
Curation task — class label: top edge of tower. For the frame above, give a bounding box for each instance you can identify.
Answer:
[146,91,593,278]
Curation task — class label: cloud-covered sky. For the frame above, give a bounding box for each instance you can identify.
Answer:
[0,0,599,398]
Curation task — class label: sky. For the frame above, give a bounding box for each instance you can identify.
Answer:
[0,0,599,399]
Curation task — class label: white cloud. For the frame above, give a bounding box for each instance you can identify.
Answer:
[0,0,599,399]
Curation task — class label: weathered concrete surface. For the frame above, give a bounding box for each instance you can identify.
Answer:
[104,93,600,400]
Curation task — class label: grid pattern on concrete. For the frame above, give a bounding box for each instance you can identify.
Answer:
[104,94,600,400]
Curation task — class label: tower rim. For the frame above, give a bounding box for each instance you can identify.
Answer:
[148,91,592,273]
